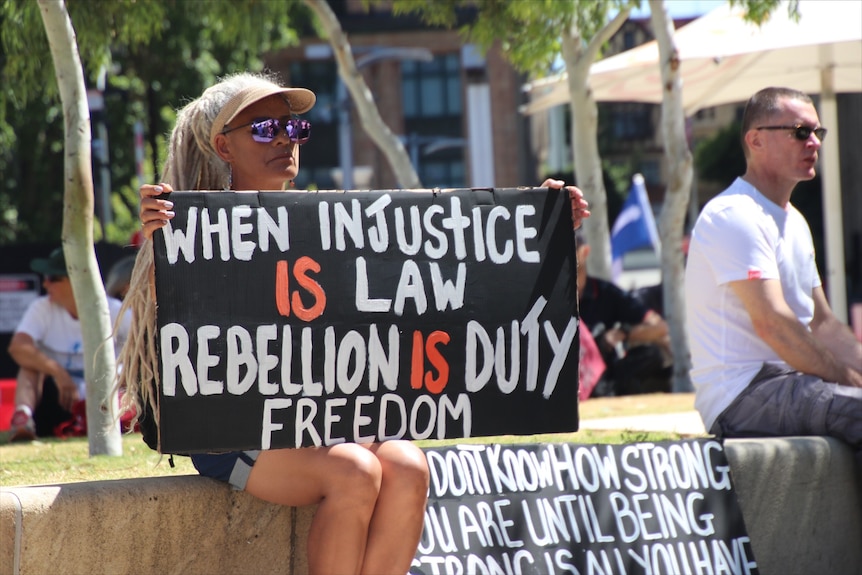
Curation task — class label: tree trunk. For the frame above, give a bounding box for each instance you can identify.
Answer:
[38,0,122,454]
[560,8,631,280]
[303,0,423,189]
[650,0,693,393]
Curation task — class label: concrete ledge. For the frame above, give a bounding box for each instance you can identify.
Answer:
[724,436,862,575]
[2,437,860,575]
[0,475,316,575]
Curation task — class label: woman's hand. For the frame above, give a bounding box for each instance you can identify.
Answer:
[541,178,590,230]
[139,183,175,240]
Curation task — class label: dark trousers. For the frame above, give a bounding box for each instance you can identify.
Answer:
[711,362,862,479]
[33,377,73,437]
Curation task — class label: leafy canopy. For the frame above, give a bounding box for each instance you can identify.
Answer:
[0,0,310,245]
[389,0,637,76]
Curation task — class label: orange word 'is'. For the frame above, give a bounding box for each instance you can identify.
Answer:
[411,330,450,394]
[275,257,326,321]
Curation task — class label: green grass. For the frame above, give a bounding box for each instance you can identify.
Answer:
[0,429,687,488]
[1,393,697,487]
[0,434,197,487]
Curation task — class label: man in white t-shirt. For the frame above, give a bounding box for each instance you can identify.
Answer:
[685,87,862,450]
[7,248,131,441]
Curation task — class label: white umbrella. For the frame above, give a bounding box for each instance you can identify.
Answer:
[524,0,862,319]
[524,1,861,114]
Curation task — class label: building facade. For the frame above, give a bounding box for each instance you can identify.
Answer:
[264,3,538,192]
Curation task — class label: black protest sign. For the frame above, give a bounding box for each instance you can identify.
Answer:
[153,188,579,453]
[413,439,757,575]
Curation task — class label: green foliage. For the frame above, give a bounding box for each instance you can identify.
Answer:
[459,0,573,75]
[103,184,142,245]
[1,0,164,124]
[0,0,310,246]
[730,0,799,25]
[694,120,745,187]
[390,0,638,77]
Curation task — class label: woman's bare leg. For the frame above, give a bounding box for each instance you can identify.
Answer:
[359,441,429,575]
[245,443,384,575]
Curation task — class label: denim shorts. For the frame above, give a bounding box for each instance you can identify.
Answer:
[190,451,260,490]
[711,363,862,450]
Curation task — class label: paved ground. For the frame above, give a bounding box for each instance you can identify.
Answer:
[579,410,707,435]
[577,392,708,436]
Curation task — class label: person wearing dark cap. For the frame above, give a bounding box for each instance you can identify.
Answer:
[7,247,131,441]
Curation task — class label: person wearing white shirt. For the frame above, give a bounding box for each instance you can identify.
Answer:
[7,247,131,440]
[686,87,862,450]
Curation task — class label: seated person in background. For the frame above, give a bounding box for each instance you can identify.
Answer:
[686,87,862,449]
[629,236,690,317]
[7,247,131,441]
[630,282,664,317]
[105,254,137,301]
[576,231,672,396]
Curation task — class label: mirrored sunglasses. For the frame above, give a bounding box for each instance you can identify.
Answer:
[222,118,311,144]
[756,124,827,142]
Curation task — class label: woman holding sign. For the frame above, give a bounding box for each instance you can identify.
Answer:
[121,72,588,575]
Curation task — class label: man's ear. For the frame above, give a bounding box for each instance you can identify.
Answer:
[743,128,762,154]
[213,134,233,163]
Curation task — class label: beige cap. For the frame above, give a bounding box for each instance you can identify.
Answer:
[210,85,316,147]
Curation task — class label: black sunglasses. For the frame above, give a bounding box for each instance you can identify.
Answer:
[45,275,66,283]
[755,125,827,142]
[221,117,311,144]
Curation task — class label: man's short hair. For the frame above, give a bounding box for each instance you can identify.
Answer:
[740,87,814,156]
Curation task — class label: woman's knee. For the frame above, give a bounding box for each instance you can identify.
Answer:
[376,441,430,492]
[328,443,385,496]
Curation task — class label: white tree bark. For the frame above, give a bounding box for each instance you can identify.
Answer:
[38,0,122,454]
[560,8,631,281]
[304,0,423,189]
[649,0,693,392]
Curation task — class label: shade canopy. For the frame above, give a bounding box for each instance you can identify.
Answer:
[523,1,861,116]
[523,0,861,320]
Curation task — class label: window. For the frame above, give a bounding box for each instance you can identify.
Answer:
[287,61,339,189]
[402,54,462,118]
[609,103,653,141]
[288,61,337,124]
[402,54,465,188]
[640,160,661,186]
[695,107,716,120]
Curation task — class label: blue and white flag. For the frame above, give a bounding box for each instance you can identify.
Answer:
[611,174,661,280]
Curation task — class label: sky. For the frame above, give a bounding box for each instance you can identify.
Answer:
[548,1,729,72]
[629,0,727,18]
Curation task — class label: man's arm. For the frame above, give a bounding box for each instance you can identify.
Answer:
[730,278,862,387]
[809,286,862,371]
[627,310,669,347]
